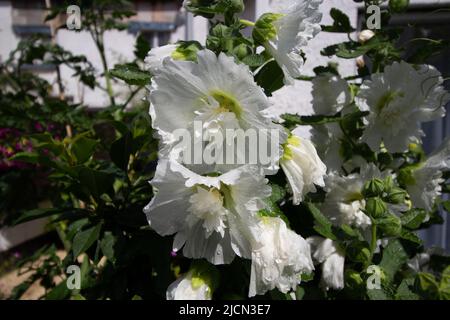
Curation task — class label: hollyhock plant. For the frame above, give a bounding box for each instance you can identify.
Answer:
[8,0,450,302]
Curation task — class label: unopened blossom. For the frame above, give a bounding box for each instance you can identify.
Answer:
[144,159,271,265]
[358,30,375,43]
[280,134,327,205]
[249,217,314,296]
[307,236,345,290]
[406,138,450,212]
[356,61,449,153]
[259,0,323,84]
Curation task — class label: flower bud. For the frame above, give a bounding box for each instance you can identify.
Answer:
[386,187,407,204]
[377,214,402,237]
[365,197,387,218]
[362,178,385,197]
[358,30,375,43]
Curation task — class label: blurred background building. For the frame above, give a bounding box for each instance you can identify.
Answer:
[0,0,449,251]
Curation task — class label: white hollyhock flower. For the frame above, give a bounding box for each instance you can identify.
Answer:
[144,159,271,265]
[312,73,351,115]
[322,163,388,229]
[280,134,327,205]
[310,123,344,173]
[144,44,178,74]
[249,217,314,297]
[406,138,450,212]
[167,271,212,300]
[356,61,449,153]
[309,73,351,172]
[149,49,286,171]
[307,236,345,290]
[264,0,323,84]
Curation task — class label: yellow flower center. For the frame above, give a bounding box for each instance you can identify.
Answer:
[210,90,243,118]
[282,135,301,161]
[376,90,404,112]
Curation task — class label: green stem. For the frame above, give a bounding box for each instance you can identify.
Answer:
[240,19,255,27]
[370,221,377,261]
[90,24,116,107]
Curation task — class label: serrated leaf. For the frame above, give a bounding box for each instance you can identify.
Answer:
[400,230,422,245]
[306,202,336,240]
[401,209,427,229]
[110,63,151,86]
[396,278,419,300]
[379,240,408,281]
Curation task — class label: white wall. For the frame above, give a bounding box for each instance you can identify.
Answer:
[1,0,448,110]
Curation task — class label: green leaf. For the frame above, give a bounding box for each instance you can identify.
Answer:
[416,272,440,299]
[439,266,450,300]
[346,241,371,264]
[268,183,286,203]
[46,281,71,300]
[9,152,40,164]
[321,9,355,33]
[367,283,395,300]
[110,131,133,171]
[400,230,423,245]
[13,208,60,225]
[72,224,102,257]
[306,202,336,240]
[254,60,284,96]
[321,38,385,59]
[396,278,419,300]
[100,231,117,262]
[442,200,450,213]
[71,136,98,164]
[134,34,151,61]
[110,63,151,86]
[259,200,290,227]
[241,54,266,68]
[379,240,408,281]
[77,168,114,200]
[401,209,427,229]
[280,113,343,130]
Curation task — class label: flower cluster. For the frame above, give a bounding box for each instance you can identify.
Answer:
[144,0,450,300]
